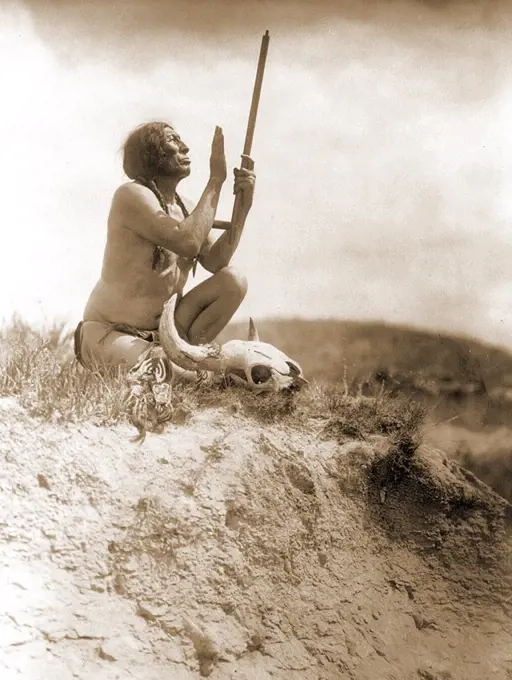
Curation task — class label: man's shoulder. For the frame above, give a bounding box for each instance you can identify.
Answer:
[114,180,149,201]
[112,181,159,214]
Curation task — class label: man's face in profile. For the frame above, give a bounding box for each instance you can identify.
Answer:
[160,126,191,179]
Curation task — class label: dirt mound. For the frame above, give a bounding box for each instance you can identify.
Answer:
[0,397,510,679]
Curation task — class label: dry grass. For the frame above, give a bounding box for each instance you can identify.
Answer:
[0,318,128,426]
[319,383,426,444]
[0,318,425,457]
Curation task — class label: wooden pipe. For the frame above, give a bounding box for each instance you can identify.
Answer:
[229,30,270,243]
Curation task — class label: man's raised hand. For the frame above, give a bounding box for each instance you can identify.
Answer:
[209,126,227,184]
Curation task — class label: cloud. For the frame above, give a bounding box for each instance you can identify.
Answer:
[20,0,512,67]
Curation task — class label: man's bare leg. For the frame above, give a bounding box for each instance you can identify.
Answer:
[77,321,154,370]
[174,266,248,344]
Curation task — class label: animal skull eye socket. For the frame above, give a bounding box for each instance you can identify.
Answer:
[251,365,273,384]
[286,361,301,377]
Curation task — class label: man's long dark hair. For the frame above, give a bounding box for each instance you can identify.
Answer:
[122,122,190,271]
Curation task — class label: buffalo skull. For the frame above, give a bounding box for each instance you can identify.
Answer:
[158,295,308,393]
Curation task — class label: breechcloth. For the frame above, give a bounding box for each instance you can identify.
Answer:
[73,320,162,371]
[74,321,163,368]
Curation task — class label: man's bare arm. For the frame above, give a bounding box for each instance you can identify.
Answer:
[198,219,245,273]
[114,127,227,259]
[113,180,222,258]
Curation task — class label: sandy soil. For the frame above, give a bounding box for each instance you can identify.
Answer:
[0,397,511,680]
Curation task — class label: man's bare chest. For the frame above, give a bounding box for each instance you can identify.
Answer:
[151,246,193,290]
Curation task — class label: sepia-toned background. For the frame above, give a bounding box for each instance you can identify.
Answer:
[1,0,510,348]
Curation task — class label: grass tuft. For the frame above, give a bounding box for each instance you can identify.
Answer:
[0,319,128,425]
[315,382,426,448]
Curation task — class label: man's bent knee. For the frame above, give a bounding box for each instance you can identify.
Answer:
[218,266,248,300]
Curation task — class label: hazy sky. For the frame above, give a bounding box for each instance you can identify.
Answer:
[1,0,511,348]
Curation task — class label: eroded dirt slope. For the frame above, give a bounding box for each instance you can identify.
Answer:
[0,398,510,680]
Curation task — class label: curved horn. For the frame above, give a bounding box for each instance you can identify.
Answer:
[158,295,225,371]
[248,318,259,342]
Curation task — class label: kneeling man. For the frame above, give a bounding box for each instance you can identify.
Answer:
[75,122,255,372]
